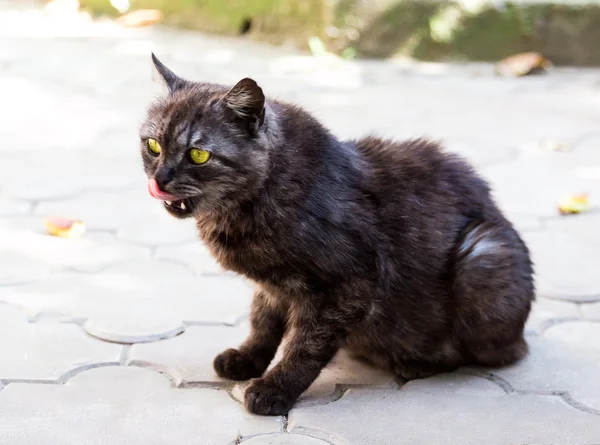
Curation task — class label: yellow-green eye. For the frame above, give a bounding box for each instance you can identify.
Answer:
[189,148,211,165]
[147,138,161,156]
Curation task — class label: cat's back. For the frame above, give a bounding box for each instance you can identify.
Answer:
[354,135,495,220]
[351,135,504,283]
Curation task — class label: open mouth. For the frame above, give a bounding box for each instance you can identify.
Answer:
[148,178,196,218]
[163,198,194,217]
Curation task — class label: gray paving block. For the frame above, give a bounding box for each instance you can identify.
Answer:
[0,260,253,343]
[503,212,543,233]
[0,367,281,444]
[575,133,600,153]
[35,189,198,246]
[0,152,140,201]
[525,297,581,335]
[481,149,600,219]
[34,189,146,232]
[443,137,516,168]
[0,198,31,216]
[0,250,50,286]
[129,325,249,383]
[0,305,121,381]
[0,218,150,274]
[241,434,331,444]
[401,373,506,396]
[581,302,600,321]
[116,210,200,245]
[524,214,600,301]
[289,385,600,445]
[155,242,225,275]
[84,315,186,344]
[478,321,600,413]
[0,75,135,156]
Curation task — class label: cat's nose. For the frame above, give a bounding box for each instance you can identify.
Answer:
[154,167,174,190]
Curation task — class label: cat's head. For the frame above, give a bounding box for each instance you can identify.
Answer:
[139,54,273,219]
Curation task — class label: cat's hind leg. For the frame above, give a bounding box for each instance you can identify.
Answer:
[452,220,534,367]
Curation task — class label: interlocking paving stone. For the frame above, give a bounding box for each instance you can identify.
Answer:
[36,189,198,245]
[523,214,600,301]
[129,325,249,382]
[0,77,129,157]
[0,250,50,286]
[481,150,600,219]
[155,242,225,275]
[0,198,31,216]
[0,152,140,201]
[84,315,186,344]
[241,434,332,445]
[0,366,281,444]
[289,380,600,445]
[503,212,543,233]
[401,373,506,396]
[0,218,150,274]
[575,133,600,154]
[0,260,252,343]
[524,297,581,335]
[116,210,200,246]
[443,137,517,168]
[581,302,600,321]
[0,304,120,381]
[474,321,600,413]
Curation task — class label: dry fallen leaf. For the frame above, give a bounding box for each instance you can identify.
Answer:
[44,216,86,239]
[117,9,162,28]
[495,52,552,77]
[558,193,590,215]
[541,139,572,153]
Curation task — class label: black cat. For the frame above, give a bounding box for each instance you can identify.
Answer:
[140,54,535,416]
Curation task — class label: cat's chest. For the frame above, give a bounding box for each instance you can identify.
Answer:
[201,228,278,277]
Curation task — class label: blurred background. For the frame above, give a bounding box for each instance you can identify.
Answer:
[0,0,599,443]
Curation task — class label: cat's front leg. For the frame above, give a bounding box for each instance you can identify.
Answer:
[243,304,353,415]
[214,288,285,381]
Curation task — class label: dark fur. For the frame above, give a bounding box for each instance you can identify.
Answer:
[140,55,535,415]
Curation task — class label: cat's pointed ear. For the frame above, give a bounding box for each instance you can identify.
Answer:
[151,53,186,94]
[223,78,265,128]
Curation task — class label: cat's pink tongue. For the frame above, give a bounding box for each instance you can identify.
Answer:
[148,178,179,201]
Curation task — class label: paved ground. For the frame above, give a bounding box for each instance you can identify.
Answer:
[1,1,600,444]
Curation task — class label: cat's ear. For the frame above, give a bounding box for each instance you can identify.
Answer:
[223,78,265,130]
[151,53,186,94]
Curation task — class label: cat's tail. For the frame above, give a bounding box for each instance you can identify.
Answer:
[452,220,535,367]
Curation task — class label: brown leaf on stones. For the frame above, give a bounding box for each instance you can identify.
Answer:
[541,140,572,153]
[117,9,162,28]
[558,193,590,216]
[44,216,86,239]
[495,52,552,77]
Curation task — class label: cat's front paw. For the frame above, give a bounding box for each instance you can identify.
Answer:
[213,348,265,381]
[244,378,297,415]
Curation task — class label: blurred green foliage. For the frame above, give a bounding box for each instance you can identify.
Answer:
[80,0,600,65]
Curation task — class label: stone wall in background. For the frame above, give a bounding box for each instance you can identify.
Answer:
[78,0,600,66]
